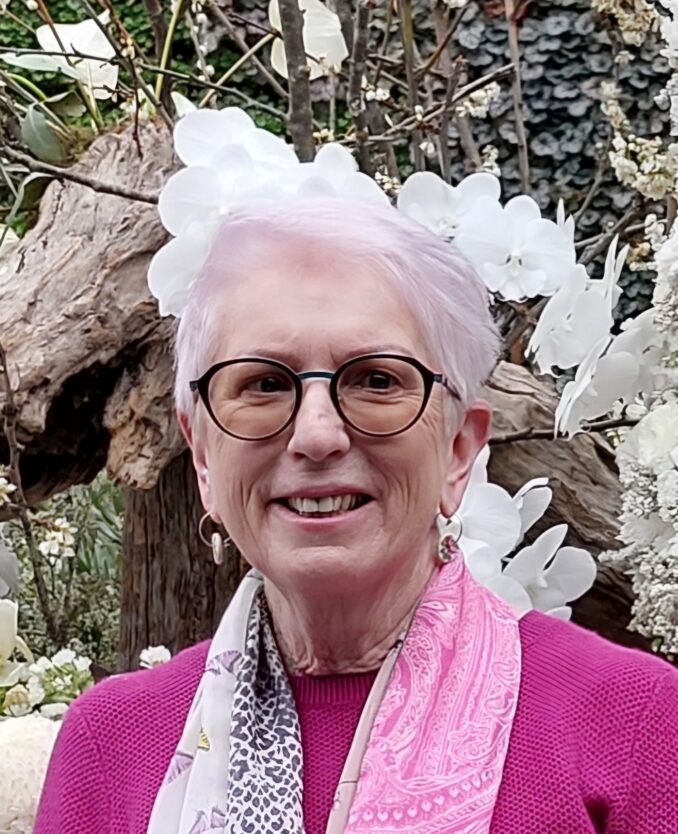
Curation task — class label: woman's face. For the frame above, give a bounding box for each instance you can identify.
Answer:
[182,257,490,599]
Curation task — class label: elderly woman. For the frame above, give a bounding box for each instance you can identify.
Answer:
[35,192,678,834]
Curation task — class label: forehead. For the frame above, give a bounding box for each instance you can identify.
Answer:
[206,258,430,367]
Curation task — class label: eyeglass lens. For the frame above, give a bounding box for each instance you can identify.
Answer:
[207,356,427,439]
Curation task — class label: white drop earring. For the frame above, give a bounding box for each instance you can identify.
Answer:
[198,512,231,566]
[437,512,462,564]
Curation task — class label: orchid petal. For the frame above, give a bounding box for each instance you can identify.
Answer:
[174,108,256,166]
[484,574,533,612]
[542,545,597,601]
[503,524,568,586]
[512,477,552,538]
[545,605,572,620]
[0,599,18,663]
[158,167,231,236]
[456,172,501,203]
[462,542,503,583]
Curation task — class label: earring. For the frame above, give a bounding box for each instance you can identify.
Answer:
[198,512,230,566]
[437,513,462,564]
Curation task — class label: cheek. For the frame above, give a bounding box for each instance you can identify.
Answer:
[369,423,448,511]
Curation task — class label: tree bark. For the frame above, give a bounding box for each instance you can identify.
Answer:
[119,448,247,670]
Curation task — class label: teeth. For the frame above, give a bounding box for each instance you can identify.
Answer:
[287,494,363,515]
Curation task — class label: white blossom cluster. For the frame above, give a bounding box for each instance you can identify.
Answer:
[2,646,93,718]
[0,466,17,508]
[479,144,501,177]
[456,81,501,119]
[36,516,77,568]
[596,1,678,655]
[609,134,676,200]
[592,0,659,46]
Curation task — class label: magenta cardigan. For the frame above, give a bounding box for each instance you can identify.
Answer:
[35,611,678,833]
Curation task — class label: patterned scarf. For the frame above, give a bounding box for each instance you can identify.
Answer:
[147,550,521,834]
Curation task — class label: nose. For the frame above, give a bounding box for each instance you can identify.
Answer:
[286,380,350,461]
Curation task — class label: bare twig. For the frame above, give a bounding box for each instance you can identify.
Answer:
[348,0,373,173]
[580,203,640,266]
[4,146,159,204]
[82,0,173,129]
[356,64,515,144]
[490,416,639,445]
[504,0,530,192]
[399,0,424,170]
[417,2,469,79]
[278,0,315,161]
[372,0,394,85]
[329,0,354,53]
[205,1,289,101]
[0,341,60,644]
[573,132,612,223]
[142,0,171,110]
[199,32,276,108]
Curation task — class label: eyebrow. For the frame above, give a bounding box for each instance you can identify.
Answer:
[231,344,416,367]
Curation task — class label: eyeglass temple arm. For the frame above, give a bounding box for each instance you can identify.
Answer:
[434,373,461,401]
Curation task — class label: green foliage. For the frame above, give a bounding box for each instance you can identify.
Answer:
[2,470,123,670]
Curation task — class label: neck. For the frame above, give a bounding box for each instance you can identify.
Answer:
[264,549,438,676]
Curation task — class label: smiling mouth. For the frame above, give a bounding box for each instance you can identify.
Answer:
[275,494,373,518]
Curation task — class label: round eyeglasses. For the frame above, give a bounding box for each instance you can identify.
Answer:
[189,353,460,441]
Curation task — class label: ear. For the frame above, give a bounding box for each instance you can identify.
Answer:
[439,399,492,517]
[177,407,221,523]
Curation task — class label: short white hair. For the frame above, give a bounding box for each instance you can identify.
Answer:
[173,197,501,433]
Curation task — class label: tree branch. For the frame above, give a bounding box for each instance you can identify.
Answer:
[490,416,638,445]
[4,147,159,204]
[348,0,373,173]
[504,0,530,192]
[278,0,315,161]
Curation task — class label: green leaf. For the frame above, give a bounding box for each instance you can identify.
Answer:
[18,172,52,210]
[20,104,69,164]
[45,90,87,119]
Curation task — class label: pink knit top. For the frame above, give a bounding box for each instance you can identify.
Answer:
[35,611,678,833]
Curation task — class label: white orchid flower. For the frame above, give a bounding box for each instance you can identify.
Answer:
[555,307,664,437]
[0,12,118,100]
[269,0,349,81]
[452,445,522,586]
[0,600,33,688]
[454,194,577,301]
[502,524,597,618]
[397,171,501,239]
[527,237,626,374]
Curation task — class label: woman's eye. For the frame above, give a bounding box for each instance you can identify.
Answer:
[363,371,395,389]
[247,375,289,393]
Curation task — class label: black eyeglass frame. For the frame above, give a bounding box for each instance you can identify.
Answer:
[189,352,461,441]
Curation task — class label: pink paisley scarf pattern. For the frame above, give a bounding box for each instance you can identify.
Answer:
[336,548,522,834]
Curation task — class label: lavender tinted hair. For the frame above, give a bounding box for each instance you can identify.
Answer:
[173,197,501,432]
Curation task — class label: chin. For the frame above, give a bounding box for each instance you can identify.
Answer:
[266,545,378,597]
